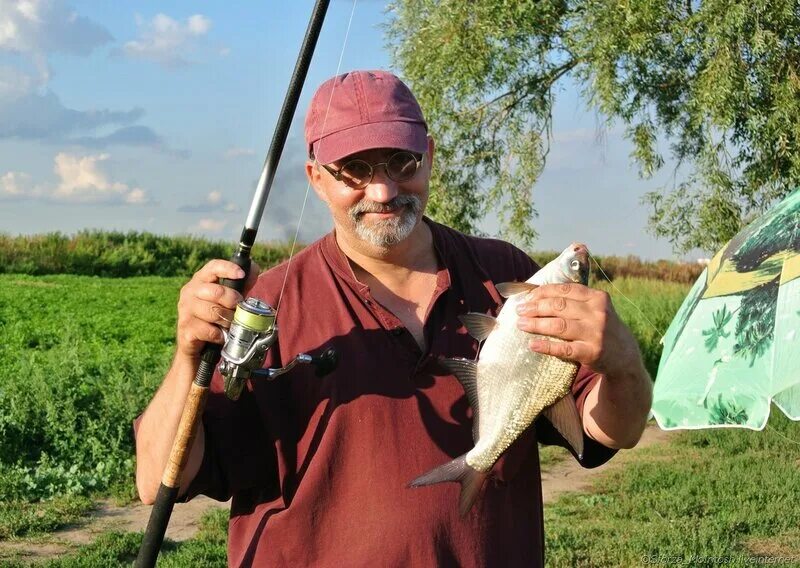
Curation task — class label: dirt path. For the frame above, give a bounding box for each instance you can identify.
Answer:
[0,425,675,563]
[541,424,676,504]
[0,496,229,562]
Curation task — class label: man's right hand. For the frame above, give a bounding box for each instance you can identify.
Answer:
[135,258,260,504]
[176,259,261,361]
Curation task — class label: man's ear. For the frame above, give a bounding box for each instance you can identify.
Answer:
[306,160,328,203]
[426,136,435,171]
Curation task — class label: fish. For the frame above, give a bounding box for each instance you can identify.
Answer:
[409,242,592,516]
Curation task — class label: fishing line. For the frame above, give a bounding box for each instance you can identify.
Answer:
[275,0,359,317]
[211,305,233,326]
[765,423,800,446]
[588,253,666,342]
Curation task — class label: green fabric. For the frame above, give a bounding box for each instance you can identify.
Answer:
[653,189,800,430]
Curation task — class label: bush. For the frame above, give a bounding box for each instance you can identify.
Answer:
[530,251,704,284]
[0,231,299,278]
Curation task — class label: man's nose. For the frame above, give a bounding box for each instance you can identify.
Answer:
[363,168,399,202]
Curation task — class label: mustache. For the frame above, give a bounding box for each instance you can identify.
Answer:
[349,194,421,217]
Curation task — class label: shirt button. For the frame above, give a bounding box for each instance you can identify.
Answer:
[392,327,404,336]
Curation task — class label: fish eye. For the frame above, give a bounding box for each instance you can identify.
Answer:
[570,260,580,271]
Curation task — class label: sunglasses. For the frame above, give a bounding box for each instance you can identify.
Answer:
[320,151,424,190]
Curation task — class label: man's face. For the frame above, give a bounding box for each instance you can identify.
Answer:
[307,137,434,249]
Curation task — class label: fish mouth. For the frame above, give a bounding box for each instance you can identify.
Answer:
[569,242,589,264]
[566,242,590,285]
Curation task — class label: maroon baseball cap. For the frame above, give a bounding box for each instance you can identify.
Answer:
[304,70,428,164]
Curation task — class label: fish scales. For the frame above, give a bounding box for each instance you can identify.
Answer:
[468,293,578,471]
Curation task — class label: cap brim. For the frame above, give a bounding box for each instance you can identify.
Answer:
[313,121,428,164]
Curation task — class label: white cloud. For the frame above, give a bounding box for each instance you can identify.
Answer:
[125,188,147,204]
[186,14,210,35]
[207,190,222,204]
[0,0,112,56]
[52,152,150,204]
[1,152,150,204]
[123,13,214,68]
[224,146,256,159]
[191,218,227,233]
[0,170,32,197]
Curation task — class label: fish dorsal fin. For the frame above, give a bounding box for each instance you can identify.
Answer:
[495,282,537,298]
[439,358,481,443]
[541,393,585,460]
[458,313,498,342]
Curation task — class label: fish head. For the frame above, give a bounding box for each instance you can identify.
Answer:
[555,242,590,285]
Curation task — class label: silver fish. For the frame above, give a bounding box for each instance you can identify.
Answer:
[410,243,591,516]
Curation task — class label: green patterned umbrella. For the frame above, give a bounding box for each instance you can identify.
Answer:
[653,188,800,430]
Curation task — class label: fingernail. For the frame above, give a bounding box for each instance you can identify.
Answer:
[516,304,527,315]
[235,269,246,278]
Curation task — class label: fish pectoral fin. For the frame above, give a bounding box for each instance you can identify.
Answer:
[458,312,499,342]
[408,454,489,517]
[495,281,538,298]
[541,393,585,460]
[439,358,481,443]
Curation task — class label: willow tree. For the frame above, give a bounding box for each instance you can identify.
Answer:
[386,0,800,252]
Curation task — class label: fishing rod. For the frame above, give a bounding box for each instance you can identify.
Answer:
[135,1,337,565]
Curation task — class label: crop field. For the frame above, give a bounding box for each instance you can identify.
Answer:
[0,272,797,566]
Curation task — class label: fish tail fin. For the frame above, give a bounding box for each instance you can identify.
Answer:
[409,454,488,517]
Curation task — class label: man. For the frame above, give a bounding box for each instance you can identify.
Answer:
[135,70,652,566]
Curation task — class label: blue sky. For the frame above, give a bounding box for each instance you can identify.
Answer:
[0,0,696,260]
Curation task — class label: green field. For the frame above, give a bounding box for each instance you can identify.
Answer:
[1,273,798,566]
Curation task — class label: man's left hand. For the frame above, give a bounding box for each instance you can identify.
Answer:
[515,283,640,377]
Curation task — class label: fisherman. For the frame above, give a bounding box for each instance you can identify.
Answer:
[134,70,653,567]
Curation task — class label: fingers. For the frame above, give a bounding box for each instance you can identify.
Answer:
[527,337,592,363]
[178,319,226,348]
[189,300,236,328]
[193,281,244,311]
[195,259,247,283]
[516,295,570,317]
[177,259,259,359]
[517,315,588,341]
[524,282,593,302]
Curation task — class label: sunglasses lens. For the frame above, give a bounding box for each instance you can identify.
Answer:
[340,160,372,188]
[387,152,419,182]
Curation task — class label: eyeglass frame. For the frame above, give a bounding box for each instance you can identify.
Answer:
[318,150,425,189]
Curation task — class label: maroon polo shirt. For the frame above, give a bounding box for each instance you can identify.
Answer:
[163,219,615,566]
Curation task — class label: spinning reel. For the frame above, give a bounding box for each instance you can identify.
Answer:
[219,297,339,400]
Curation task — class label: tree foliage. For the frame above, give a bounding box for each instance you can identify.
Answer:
[386,0,800,253]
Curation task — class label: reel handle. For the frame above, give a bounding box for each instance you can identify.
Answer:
[310,347,339,377]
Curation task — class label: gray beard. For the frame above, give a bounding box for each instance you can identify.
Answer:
[348,194,422,248]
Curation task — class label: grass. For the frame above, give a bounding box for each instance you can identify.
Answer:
[1,509,229,567]
[0,497,94,541]
[545,414,800,567]
[0,275,180,537]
